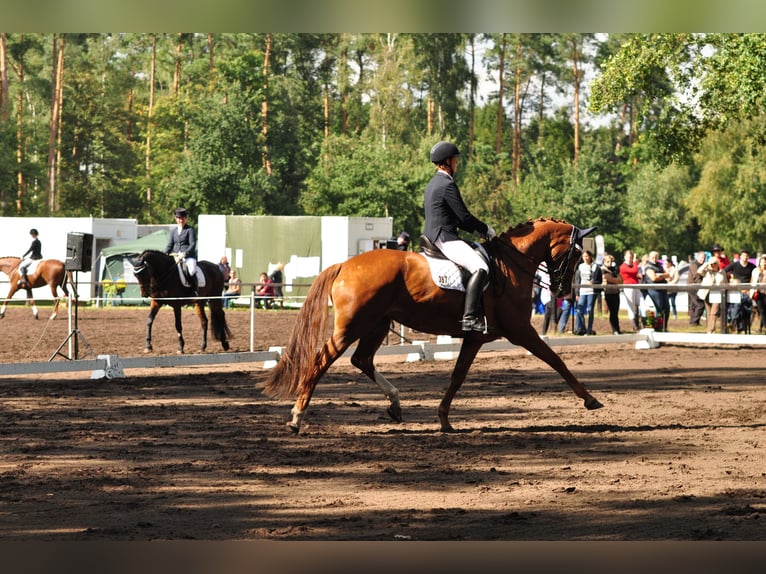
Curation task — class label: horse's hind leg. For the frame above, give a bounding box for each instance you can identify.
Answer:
[195,303,209,351]
[350,319,402,423]
[437,338,483,432]
[288,334,353,433]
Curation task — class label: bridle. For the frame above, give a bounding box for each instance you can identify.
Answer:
[545,226,583,296]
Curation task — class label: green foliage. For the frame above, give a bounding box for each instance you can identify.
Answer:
[302,134,428,236]
[2,32,766,261]
[625,161,694,256]
[686,118,766,254]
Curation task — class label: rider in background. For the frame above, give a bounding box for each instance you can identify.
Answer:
[422,141,495,332]
[165,207,199,295]
[18,228,42,288]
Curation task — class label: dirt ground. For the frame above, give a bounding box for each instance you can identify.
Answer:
[0,303,765,543]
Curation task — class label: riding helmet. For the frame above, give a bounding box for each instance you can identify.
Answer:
[429,141,460,164]
[30,228,39,235]
[174,207,188,218]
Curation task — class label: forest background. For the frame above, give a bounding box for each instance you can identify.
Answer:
[1,32,765,259]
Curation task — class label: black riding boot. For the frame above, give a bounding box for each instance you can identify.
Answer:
[18,271,28,288]
[461,269,488,332]
[188,273,198,297]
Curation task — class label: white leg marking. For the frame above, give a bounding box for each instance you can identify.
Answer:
[373,370,400,403]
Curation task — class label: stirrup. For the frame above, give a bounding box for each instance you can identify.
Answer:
[461,316,487,333]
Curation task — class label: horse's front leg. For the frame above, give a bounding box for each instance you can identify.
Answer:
[144,302,161,353]
[195,302,208,352]
[513,326,603,410]
[173,305,185,354]
[438,338,484,432]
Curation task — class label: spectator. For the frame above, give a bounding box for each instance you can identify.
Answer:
[687,251,707,327]
[711,245,731,269]
[255,272,275,309]
[396,232,411,251]
[724,249,756,283]
[643,251,671,331]
[222,269,241,309]
[725,250,756,333]
[218,256,231,289]
[697,256,729,334]
[557,289,576,335]
[664,258,680,320]
[574,250,601,336]
[537,262,559,336]
[750,255,766,334]
[619,249,641,331]
[18,228,42,288]
[600,252,623,335]
[269,262,285,300]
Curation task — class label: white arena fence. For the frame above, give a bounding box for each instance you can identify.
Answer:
[0,281,764,380]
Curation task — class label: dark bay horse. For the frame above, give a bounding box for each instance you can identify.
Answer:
[261,217,603,434]
[131,250,232,354]
[0,256,71,320]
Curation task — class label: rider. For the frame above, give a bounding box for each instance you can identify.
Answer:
[18,228,43,288]
[165,207,199,296]
[423,141,495,332]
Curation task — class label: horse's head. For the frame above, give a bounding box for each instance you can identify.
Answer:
[547,224,597,297]
[130,251,152,297]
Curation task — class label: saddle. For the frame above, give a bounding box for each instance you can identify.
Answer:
[418,235,489,292]
[175,265,207,289]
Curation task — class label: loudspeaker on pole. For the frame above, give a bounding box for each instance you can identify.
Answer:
[65,232,94,272]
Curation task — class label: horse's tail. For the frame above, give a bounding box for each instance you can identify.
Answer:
[260,263,341,400]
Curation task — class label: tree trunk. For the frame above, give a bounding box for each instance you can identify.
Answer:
[47,34,64,213]
[495,34,506,155]
[208,33,214,72]
[512,40,522,187]
[146,34,156,216]
[468,35,475,158]
[0,33,9,122]
[173,33,182,96]
[571,37,581,165]
[261,33,273,176]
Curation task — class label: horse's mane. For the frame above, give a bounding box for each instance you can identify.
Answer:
[0,255,21,260]
[503,217,569,238]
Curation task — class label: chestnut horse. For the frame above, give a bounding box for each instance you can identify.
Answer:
[0,256,72,320]
[131,250,232,354]
[262,217,603,434]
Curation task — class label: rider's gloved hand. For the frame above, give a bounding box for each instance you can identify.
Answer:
[485,226,496,240]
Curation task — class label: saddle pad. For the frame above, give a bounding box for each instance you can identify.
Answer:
[423,255,466,292]
[421,242,489,292]
[176,266,207,289]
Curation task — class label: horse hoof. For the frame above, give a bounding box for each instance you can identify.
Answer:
[387,404,402,423]
[585,397,604,410]
[143,348,153,354]
[286,422,300,435]
[439,423,456,433]
[222,342,230,351]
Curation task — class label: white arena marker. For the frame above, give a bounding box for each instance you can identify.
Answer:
[263,346,284,369]
[406,341,426,362]
[434,335,455,360]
